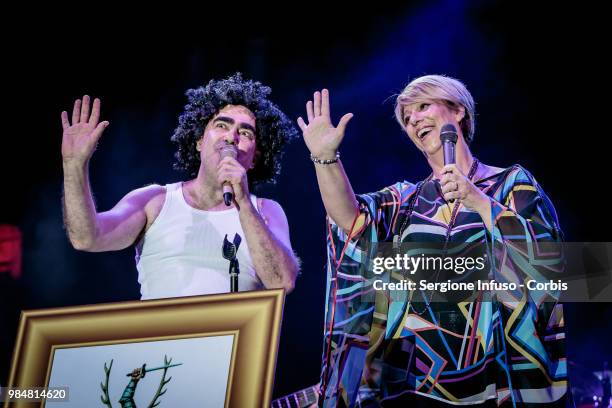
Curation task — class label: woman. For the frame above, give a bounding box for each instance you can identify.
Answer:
[298,75,567,407]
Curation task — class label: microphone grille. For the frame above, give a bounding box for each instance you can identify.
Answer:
[220,143,238,159]
[440,124,458,143]
[222,234,237,260]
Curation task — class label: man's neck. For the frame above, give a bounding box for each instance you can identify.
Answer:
[183,176,231,211]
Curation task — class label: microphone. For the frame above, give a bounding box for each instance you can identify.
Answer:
[220,143,238,206]
[440,123,458,166]
[222,233,242,293]
[440,124,458,203]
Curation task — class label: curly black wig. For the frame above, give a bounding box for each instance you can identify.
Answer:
[171,73,298,187]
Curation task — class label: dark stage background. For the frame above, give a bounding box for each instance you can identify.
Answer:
[1,2,610,402]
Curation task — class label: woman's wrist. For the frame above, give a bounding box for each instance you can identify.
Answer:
[310,151,340,164]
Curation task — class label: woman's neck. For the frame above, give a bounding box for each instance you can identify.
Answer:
[427,140,474,179]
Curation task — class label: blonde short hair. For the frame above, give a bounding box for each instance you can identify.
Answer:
[394,75,476,144]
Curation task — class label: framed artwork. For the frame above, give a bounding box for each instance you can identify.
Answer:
[5,289,284,407]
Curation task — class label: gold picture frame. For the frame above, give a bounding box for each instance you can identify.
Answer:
[5,289,285,407]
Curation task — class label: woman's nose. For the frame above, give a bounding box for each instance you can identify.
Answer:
[410,111,423,126]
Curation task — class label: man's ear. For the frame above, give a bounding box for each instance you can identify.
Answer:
[196,138,203,152]
[250,150,262,170]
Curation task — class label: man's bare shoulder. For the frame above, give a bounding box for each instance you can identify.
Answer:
[258,198,287,218]
[122,184,166,208]
[131,184,167,229]
[258,198,291,235]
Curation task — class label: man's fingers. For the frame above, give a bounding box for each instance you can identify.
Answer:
[321,88,330,117]
[306,101,314,122]
[337,113,353,133]
[80,95,90,123]
[217,170,242,184]
[218,156,243,167]
[89,98,101,125]
[217,159,247,180]
[297,117,307,132]
[61,111,70,130]
[91,121,109,141]
[72,99,81,124]
[313,91,321,116]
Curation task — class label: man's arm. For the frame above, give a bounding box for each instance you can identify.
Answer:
[61,95,162,252]
[62,173,163,252]
[238,198,299,292]
[217,152,298,292]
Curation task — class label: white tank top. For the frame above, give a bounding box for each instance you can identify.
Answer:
[135,182,264,300]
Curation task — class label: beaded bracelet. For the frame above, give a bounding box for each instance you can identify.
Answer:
[310,151,340,165]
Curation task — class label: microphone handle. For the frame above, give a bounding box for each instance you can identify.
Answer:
[230,273,238,292]
[223,184,233,206]
[229,259,239,292]
[443,140,456,203]
[443,141,456,165]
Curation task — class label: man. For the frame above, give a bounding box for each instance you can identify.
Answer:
[62,73,299,299]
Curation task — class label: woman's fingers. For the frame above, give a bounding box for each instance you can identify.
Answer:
[313,91,321,116]
[297,117,307,132]
[306,100,314,122]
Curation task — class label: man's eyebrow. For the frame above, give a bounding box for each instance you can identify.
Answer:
[213,116,235,125]
[213,116,256,133]
[240,123,256,133]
